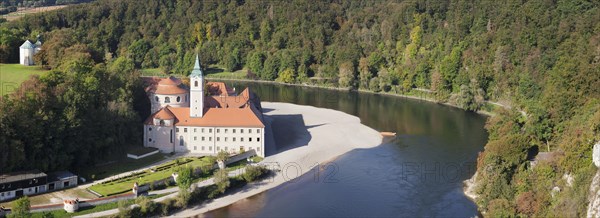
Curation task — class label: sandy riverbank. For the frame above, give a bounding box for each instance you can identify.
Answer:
[170,102,383,216]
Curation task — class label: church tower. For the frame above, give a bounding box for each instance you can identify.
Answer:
[190,54,204,117]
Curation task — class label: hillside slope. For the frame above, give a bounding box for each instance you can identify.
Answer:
[0,0,599,216]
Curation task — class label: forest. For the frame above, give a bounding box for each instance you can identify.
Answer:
[0,0,599,216]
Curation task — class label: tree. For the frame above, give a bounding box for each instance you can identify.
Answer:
[109,56,135,75]
[358,57,371,89]
[216,151,229,169]
[176,166,194,191]
[296,64,308,83]
[276,68,295,83]
[260,19,272,43]
[338,61,355,88]
[117,199,132,218]
[8,196,30,218]
[486,198,515,217]
[262,54,279,80]
[456,84,474,111]
[247,51,266,76]
[242,165,267,182]
[128,39,150,68]
[135,196,157,215]
[213,169,230,194]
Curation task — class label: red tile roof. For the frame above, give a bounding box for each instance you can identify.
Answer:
[145,105,264,127]
[145,76,188,95]
[206,82,236,96]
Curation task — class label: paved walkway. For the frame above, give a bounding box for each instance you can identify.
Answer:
[74,169,246,218]
[78,153,187,189]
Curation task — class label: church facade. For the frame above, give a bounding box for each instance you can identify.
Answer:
[142,55,266,157]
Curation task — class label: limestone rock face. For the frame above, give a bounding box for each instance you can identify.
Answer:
[593,141,600,168]
[587,170,600,218]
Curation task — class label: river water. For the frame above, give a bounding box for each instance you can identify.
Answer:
[205,81,488,217]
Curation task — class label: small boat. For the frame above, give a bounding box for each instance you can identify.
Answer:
[380,132,397,137]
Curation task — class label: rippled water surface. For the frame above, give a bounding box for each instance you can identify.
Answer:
[205,81,488,217]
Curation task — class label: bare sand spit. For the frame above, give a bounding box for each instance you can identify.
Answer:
[171,102,383,216]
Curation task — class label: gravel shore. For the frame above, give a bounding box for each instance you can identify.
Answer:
[171,102,383,216]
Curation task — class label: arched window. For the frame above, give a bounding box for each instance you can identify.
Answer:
[194,81,198,87]
[165,97,170,103]
[177,96,181,102]
[148,138,152,142]
[160,120,165,126]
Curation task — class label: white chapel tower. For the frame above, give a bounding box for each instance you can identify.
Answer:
[190,54,204,117]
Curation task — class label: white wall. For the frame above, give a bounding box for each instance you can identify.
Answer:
[22,184,47,195]
[189,75,204,117]
[149,93,189,114]
[145,124,175,153]
[19,48,34,66]
[173,126,265,157]
[0,190,15,201]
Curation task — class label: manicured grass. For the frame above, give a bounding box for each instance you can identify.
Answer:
[205,65,248,79]
[0,64,49,94]
[140,68,165,76]
[29,193,170,218]
[76,153,167,182]
[31,199,133,218]
[89,157,214,196]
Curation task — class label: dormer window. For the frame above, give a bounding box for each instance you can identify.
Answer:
[165,97,170,103]
[160,120,165,126]
[177,96,181,102]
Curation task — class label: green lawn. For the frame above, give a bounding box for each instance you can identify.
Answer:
[205,65,248,79]
[89,157,214,196]
[0,64,49,94]
[88,156,252,197]
[76,153,167,182]
[30,199,133,218]
[29,193,170,218]
[140,68,165,76]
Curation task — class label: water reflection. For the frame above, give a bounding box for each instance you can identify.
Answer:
[205,81,488,217]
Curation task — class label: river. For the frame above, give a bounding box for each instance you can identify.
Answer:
[204,81,488,217]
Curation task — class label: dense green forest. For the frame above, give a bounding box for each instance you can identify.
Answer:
[0,0,599,216]
[0,0,90,8]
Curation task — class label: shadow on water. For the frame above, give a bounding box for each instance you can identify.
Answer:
[204,80,489,217]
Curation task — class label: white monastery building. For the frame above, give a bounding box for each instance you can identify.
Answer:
[19,40,41,66]
[143,55,266,157]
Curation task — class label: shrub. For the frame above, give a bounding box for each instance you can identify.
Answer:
[117,200,132,218]
[487,198,515,217]
[243,165,267,182]
[516,191,539,216]
[160,198,177,216]
[136,196,157,215]
[213,169,230,194]
[8,196,30,218]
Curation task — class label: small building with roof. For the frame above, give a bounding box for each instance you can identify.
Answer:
[143,55,266,157]
[46,171,78,191]
[0,170,48,201]
[19,39,42,66]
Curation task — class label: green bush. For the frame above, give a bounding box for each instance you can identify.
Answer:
[135,196,157,215]
[242,165,267,182]
[213,169,230,194]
